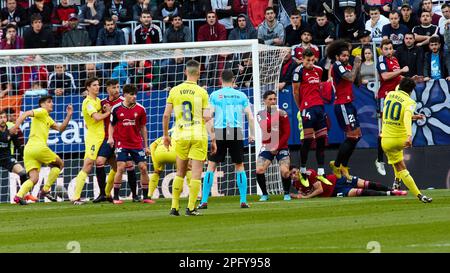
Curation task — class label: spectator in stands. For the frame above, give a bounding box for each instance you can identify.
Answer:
[424,35,449,80]
[197,11,227,41]
[163,15,192,42]
[19,60,48,94]
[364,0,393,18]
[248,0,273,28]
[183,0,211,19]
[129,60,153,91]
[16,0,29,9]
[392,0,421,14]
[133,0,151,21]
[292,28,321,64]
[61,14,91,47]
[228,13,258,40]
[51,0,79,37]
[337,7,365,42]
[307,0,332,24]
[421,0,441,25]
[395,32,424,78]
[48,65,77,96]
[312,13,336,45]
[155,0,182,25]
[80,0,105,46]
[278,50,296,90]
[105,0,133,44]
[359,46,377,85]
[96,17,126,46]
[77,63,104,95]
[382,11,409,49]
[24,14,55,49]
[1,0,28,28]
[351,29,380,57]
[439,3,450,35]
[0,83,13,98]
[413,10,439,52]
[211,0,234,32]
[232,0,248,15]
[28,0,52,25]
[159,49,185,91]
[0,24,23,49]
[278,0,301,27]
[235,53,253,88]
[285,9,309,47]
[134,10,162,44]
[257,7,285,46]
[399,3,420,31]
[365,6,390,43]
[335,0,363,24]
[432,0,447,15]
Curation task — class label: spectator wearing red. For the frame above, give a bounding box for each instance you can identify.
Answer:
[51,0,79,44]
[16,0,30,9]
[291,28,320,65]
[248,0,273,28]
[232,0,248,15]
[197,11,227,41]
[0,24,23,50]
[1,0,28,28]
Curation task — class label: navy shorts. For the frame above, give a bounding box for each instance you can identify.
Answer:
[259,148,290,162]
[301,105,327,130]
[116,148,147,163]
[0,157,18,172]
[333,176,358,197]
[97,139,115,159]
[334,103,360,132]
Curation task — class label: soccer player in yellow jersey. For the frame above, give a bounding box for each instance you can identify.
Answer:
[162,59,214,216]
[12,95,73,205]
[73,77,112,205]
[381,77,432,203]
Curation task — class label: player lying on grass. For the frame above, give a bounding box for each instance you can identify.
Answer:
[12,96,73,205]
[289,167,407,198]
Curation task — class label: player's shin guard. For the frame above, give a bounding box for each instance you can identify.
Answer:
[364,180,390,191]
[105,170,116,197]
[357,189,389,196]
[236,171,248,204]
[17,180,34,198]
[74,170,88,200]
[127,167,137,198]
[398,169,421,197]
[95,165,106,196]
[201,171,214,204]
[282,177,291,195]
[188,179,201,210]
[171,176,184,210]
[149,173,159,198]
[18,170,28,184]
[256,173,268,195]
[43,167,61,192]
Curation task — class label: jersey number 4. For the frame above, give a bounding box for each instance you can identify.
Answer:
[384,101,402,121]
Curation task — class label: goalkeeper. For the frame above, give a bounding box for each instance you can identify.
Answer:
[148,129,191,199]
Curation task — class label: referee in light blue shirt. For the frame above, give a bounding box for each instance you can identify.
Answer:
[198,69,255,209]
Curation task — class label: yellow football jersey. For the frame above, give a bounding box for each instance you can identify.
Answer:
[166,81,209,140]
[82,96,105,141]
[382,90,416,138]
[27,108,55,146]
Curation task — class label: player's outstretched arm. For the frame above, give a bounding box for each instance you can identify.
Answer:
[11,110,34,134]
[51,104,73,133]
[162,103,173,149]
[244,106,255,143]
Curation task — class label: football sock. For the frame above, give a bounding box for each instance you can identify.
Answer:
[149,172,160,197]
[201,171,214,204]
[341,138,359,166]
[359,189,388,196]
[171,176,184,210]
[43,167,61,192]
[377,136,384,162]
[366,181,390,191]
[186,171,192,188]
[105,170,116,197]
[300,138,312,167]
[127,169,137,198]
[256,173,268,195]
[16,179,34,198]
[18,171,28,184]
[236,171,247,204]
[95,165,106,196]
[74,170,88,200]
[141,184,149,199]
[316,136,326,166]
[113,183,121,200]
[398,169,421,197]
[282,177,291,195]
[188,179,201,211]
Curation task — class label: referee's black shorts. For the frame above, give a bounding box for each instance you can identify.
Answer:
[208,127,244,164]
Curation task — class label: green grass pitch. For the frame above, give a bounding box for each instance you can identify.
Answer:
[1,190,450,253]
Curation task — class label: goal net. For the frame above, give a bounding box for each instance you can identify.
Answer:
[0,40,287,204]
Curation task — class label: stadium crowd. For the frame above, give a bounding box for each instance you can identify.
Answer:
[1,0,450,102]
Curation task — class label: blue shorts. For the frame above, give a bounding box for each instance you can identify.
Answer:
[333,176,358,197]
[259,148,290,162]
[116,148,147,163]
[97,139,115,159]
[334,103,360,132]
[301,105,327,131]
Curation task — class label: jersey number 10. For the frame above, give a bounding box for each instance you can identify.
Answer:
[384,101,402,121]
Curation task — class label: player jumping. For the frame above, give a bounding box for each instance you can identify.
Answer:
[12,96,73,205]
[256,90,292,201]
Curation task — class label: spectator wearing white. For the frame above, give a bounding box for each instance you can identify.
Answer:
[79,0,105,46]
[133,10,162,44]
[257,6,285,46]
[438,3,450,35]
[48,65,77,96]
[365,6,390,43]
[211,0,234,30]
